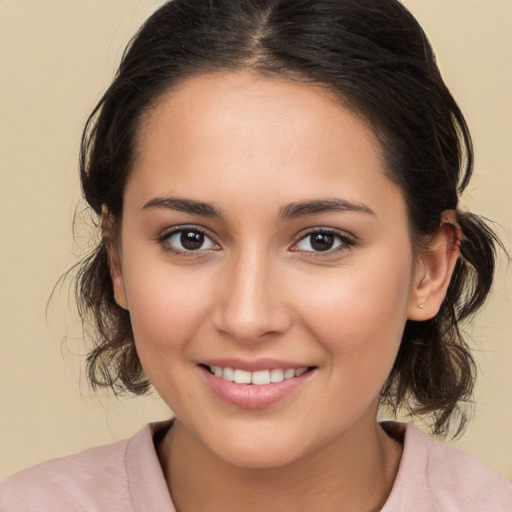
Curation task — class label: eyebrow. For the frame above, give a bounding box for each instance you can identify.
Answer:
[279,198,375,220]
[142,196,374,220]
[142,197,223,217]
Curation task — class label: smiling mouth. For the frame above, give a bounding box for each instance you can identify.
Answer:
[202,365,315,385]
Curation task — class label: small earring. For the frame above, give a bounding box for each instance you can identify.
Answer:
[417,304,424,309]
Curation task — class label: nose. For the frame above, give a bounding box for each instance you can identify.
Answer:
[212,250,292,343]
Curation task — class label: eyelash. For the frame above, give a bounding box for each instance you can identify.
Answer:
[157,226,356,257]
[157,225,219,257]
[291,228,356,258]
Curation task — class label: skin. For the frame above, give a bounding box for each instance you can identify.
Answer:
[108,71,460,511]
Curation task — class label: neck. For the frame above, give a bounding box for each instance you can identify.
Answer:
[158,412,402,512]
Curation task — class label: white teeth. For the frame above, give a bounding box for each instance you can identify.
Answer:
[208,365,309,385]
[251,370,271,385]
[222,367,234,381]
[284,369,295,380]
[233,369,252,384]
[269,368,284,382]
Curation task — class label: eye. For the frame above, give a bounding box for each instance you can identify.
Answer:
[161,227,219,253]
[292,229,355,253]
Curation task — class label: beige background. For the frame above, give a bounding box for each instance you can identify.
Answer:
[0,0,511,480]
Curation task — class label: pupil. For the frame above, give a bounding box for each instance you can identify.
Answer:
[181,230,204,250]
[311,233,334,251]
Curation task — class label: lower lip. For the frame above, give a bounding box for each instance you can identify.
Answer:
[199,366,314,409]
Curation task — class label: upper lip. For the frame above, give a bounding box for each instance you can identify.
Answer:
[199,358,313,372]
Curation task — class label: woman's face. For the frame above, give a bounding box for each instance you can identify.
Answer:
[113,71,423,467]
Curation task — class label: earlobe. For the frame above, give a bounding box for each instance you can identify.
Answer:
[102,206,129,311]
[408,210,461,321]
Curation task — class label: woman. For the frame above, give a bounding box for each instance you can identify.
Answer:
[1,0,511,510]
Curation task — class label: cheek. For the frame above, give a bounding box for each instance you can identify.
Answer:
[298,273,410,414]
[123,261,220,407]
[294,250,414,371]
[122,255,217,357]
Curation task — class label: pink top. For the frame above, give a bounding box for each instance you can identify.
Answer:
[1,421,511,511]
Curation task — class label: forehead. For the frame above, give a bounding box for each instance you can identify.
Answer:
[128,71,401,217]
[137,71,383,160]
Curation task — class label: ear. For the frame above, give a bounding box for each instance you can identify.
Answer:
[407,210,461,321]
[102,205,129,310]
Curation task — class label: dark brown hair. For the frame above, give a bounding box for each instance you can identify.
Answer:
[76,0,500,436]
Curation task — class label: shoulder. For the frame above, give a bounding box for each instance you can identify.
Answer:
[383,422,512,512]
[0,437,131,512]
[0,422,174,512]
[420,426,512,510]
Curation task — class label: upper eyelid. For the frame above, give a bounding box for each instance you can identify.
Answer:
[290,227,357,253]
[157,224,355,248]
[294,226,355,242]
[156,227,222,260]
[159,224,214,239]
[158,224,221,250]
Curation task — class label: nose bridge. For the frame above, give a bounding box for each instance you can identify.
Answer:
[213,245,289,342]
